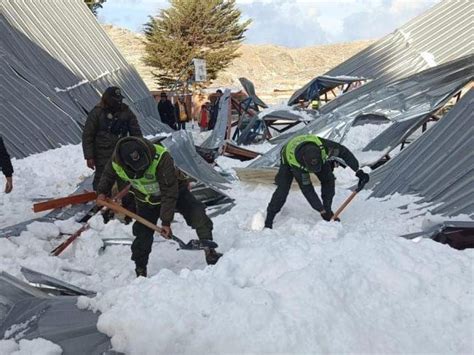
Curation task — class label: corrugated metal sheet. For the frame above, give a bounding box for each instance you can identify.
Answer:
[288,75,363,106]
[0,0,170,158]
[0,272,114,354]
[0,53,83,157]
[289,0,473,105]
[201,89,231,150]
[249,55,474,168]
[239,77,268,109]
[162,130,231,192]
[326,0,473,79]
[367,89,474,217]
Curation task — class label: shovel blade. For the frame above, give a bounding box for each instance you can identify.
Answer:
[181,239,218,250]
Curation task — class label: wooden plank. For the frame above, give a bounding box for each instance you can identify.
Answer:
[33,191,97,213]
[223,143,260,159]
[235,167,320,187]
[50,185,130,256]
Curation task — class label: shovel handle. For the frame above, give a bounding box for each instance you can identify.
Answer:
[96,199,170,239]
[332,191,358,221]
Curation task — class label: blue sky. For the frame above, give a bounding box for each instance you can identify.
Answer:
[98,0,439,47]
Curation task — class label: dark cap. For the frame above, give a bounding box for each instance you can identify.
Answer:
[160,92,167,98]
[299,144,322,173]
[104,86,124,100]
[119,139,150,172]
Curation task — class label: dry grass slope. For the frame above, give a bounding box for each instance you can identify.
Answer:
[103,24,374,102]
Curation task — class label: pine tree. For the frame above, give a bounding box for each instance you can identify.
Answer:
[84,0,107,15]
[143,0,251,89]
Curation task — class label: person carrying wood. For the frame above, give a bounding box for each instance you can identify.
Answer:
[0,136,13,194]
[264,134,370,228]
[96,136,222,277]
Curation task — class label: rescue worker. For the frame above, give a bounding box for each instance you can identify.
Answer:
[82,86,142,191]
[0,136,13,194]
[96,136,222,277]
[264,134,370,228]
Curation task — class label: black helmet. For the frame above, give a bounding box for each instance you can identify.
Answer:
[104,86,124,100]
[119,139,150,172]
[299,144,322,173]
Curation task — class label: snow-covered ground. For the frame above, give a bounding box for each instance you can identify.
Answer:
[0,145,92,229]
[0,126,472,354]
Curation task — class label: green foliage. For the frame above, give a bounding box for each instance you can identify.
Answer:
[143,0,251,89]
[84,0,107,15]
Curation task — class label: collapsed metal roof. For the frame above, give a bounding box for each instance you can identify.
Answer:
[0,0,170,158]
[0,272,116,355]
[367,89,474,217]
[162,131,232,191]
[238,77,268,109]
[0,131,233,237]
[288,75,363,106]
[201,89,231,150]
[327,0,473,79]
[249,55,474,168]
[289,0,473,105]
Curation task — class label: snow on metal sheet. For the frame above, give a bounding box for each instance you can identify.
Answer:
[367,89,474,217]
[249,55,474,168]
[0,0,169,158]
[0,272,114,355]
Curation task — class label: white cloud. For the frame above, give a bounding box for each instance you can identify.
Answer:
[336,0,438,42]
[97,0,440,46]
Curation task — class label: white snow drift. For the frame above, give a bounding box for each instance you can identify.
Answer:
[0,125,472,354]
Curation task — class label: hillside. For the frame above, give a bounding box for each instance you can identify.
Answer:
[103,25,374,102]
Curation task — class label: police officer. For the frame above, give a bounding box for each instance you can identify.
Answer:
[96,137,222,277]
[265,134,370,228]
[82,86,142,191]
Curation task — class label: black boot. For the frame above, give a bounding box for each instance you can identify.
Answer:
[205,249,222,265]
[264,212,274,229]
[135,267,147,278]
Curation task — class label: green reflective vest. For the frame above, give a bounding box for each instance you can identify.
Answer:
[112,144,167,204]
[282,134,328,171]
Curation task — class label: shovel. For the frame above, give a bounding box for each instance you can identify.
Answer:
[96,199,218,251]
[332,179,368,221]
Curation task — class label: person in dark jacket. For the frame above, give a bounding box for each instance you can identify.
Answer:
[157,92,177,130]
[264,134,370,228]
[96,136,222,277]
[0,137,14,194]
[82,86,143,191]
[208,89,222,130]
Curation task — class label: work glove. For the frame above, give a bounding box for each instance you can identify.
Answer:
[355,169,370,191]
[320,209,341,222]
[320,210,333,221]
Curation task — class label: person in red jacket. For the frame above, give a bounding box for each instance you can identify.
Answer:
[0,137,14,193]
[199,103,209,132]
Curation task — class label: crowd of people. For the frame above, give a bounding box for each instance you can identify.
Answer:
[157,89,223,132]
[1,86,369,279]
